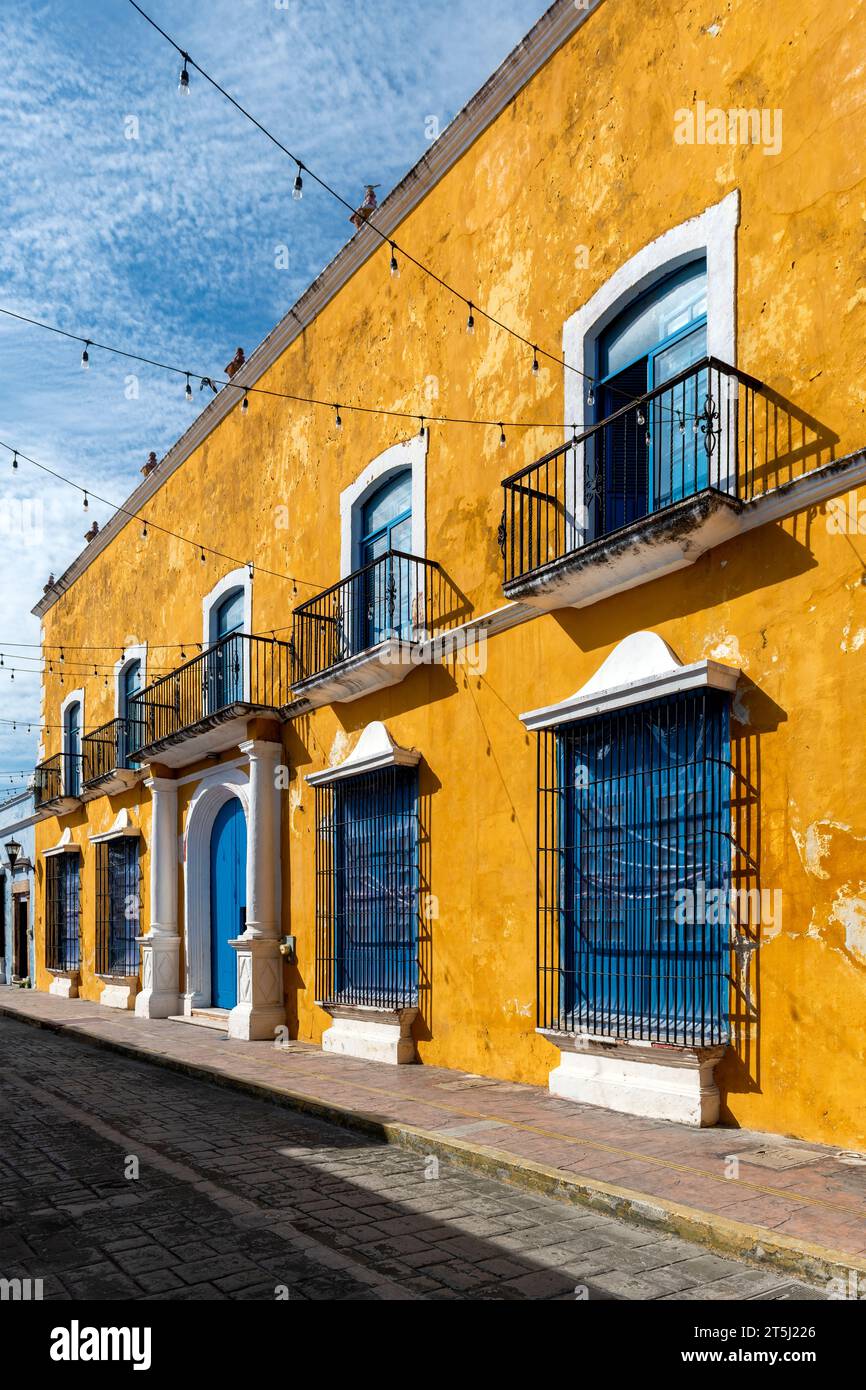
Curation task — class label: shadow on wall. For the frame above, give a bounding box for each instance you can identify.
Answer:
[718,678,787,1121]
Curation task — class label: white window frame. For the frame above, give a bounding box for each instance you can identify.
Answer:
[339,435,427,578]
[562,191,739,545]
[113,643,147,719]
[59,687,85,797]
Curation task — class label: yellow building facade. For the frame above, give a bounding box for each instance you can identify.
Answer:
[30,0,866,1147]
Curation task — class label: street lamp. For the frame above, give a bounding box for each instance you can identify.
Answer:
[5,839,22,873]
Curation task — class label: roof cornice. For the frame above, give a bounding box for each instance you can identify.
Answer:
[32,0,602,619]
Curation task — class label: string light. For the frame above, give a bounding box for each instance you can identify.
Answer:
[499,423,506,448]
[184,372,193,403]
[532,346,540,375]
[334,405,342,430]
[389,243,399,278]
[123,3,721,418]
[200,546,206,563]
[83,491,89,511]
[586,386,595,407]
[81,341,91,370]
[248,561,254,581]
[292,163,304,200]
[418,416,425,438]
[141,520,148,540]
[178,51,191,95]
[241,392,249,416]
[11,451,17,471]
[466,303,475,335]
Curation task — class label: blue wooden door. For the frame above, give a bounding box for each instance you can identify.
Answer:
[594,261,708,536]
[209,798,247,1008]
[118,659,141,769]
[208,589,245,711]
[65,702,81,797]
[358,471,412,650]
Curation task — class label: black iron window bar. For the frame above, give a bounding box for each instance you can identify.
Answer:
[500,356,802,585]
[128,632,293,755]
[45,852,81,972]
[95,838,140,977]
[536,688,736,1048]
[292,550,442,686]
[314,765,420,1010]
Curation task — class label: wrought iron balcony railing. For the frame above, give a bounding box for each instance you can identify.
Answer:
[292,550,445,687]
[128,632,293,756]
[35,751,83,808]
[500,357,829,587]
[82,718,138,789]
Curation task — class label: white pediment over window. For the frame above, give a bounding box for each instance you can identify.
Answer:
[306,721,421,786]
[520,631,740,731]
[89,809,141,844]
[42,827,80,857]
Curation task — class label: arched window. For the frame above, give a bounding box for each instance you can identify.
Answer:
[208,587,245,707]
[359,469,412,566]
[357,470,413,647]
[117,659,141,769]
[64,701,82,797]
[591,259,708,534]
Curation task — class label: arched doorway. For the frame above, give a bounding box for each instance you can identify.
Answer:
[209,797,247,1008]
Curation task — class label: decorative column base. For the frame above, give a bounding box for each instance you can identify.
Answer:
[227,936,286,1041]
[542,1032,727,1127]
[134,934,181,1019]
[48,970,80,1000]
[322,1004,419,1065]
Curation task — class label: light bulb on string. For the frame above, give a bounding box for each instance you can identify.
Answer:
[498,423,506,448]
[185,373,193,403]
[292,163,304,200]
[389,243,399,278]
[141,520,148,540]
[11,451,17,471]
[532,346,540,375]
[586,385,595,407]
[83,491,88,511]
[241,392,249,417]
[334,405,342,430]
[81,341,91,370]
[200,546,206,564]
[418,417,426,439]
[248,561,254,581]
[466,303,475,334]
[178,53,191,96]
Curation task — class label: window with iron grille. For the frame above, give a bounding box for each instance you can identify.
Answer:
[315,766,419,1009]
[538,688,732,1046]
[95,839,140,977]
[45,852,81,972]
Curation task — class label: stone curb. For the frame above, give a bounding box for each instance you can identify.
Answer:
[2,998,862,1292]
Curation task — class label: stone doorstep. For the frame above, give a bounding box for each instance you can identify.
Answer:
[0,988,863,1293]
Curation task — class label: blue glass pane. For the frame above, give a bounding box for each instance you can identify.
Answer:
[599,261,707,377]
[361,470,412,539]
[215,589,244,637]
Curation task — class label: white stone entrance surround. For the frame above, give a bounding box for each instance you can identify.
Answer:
[521,631,741,1126]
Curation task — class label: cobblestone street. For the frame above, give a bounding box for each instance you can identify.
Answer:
[0,1017,827,1302]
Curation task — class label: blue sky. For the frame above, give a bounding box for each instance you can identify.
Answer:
[0,0,547,786]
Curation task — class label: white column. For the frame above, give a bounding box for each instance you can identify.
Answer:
[135,775,181,1019]
[228,740,286,1040]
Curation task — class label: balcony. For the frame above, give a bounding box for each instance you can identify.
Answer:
[500,357,835,609]
[34,752,83,814]
[82,718,140,795]
[290,550,447,707]
[128,632,293,768]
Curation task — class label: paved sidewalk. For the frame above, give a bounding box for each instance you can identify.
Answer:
[2,987,864,1289]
